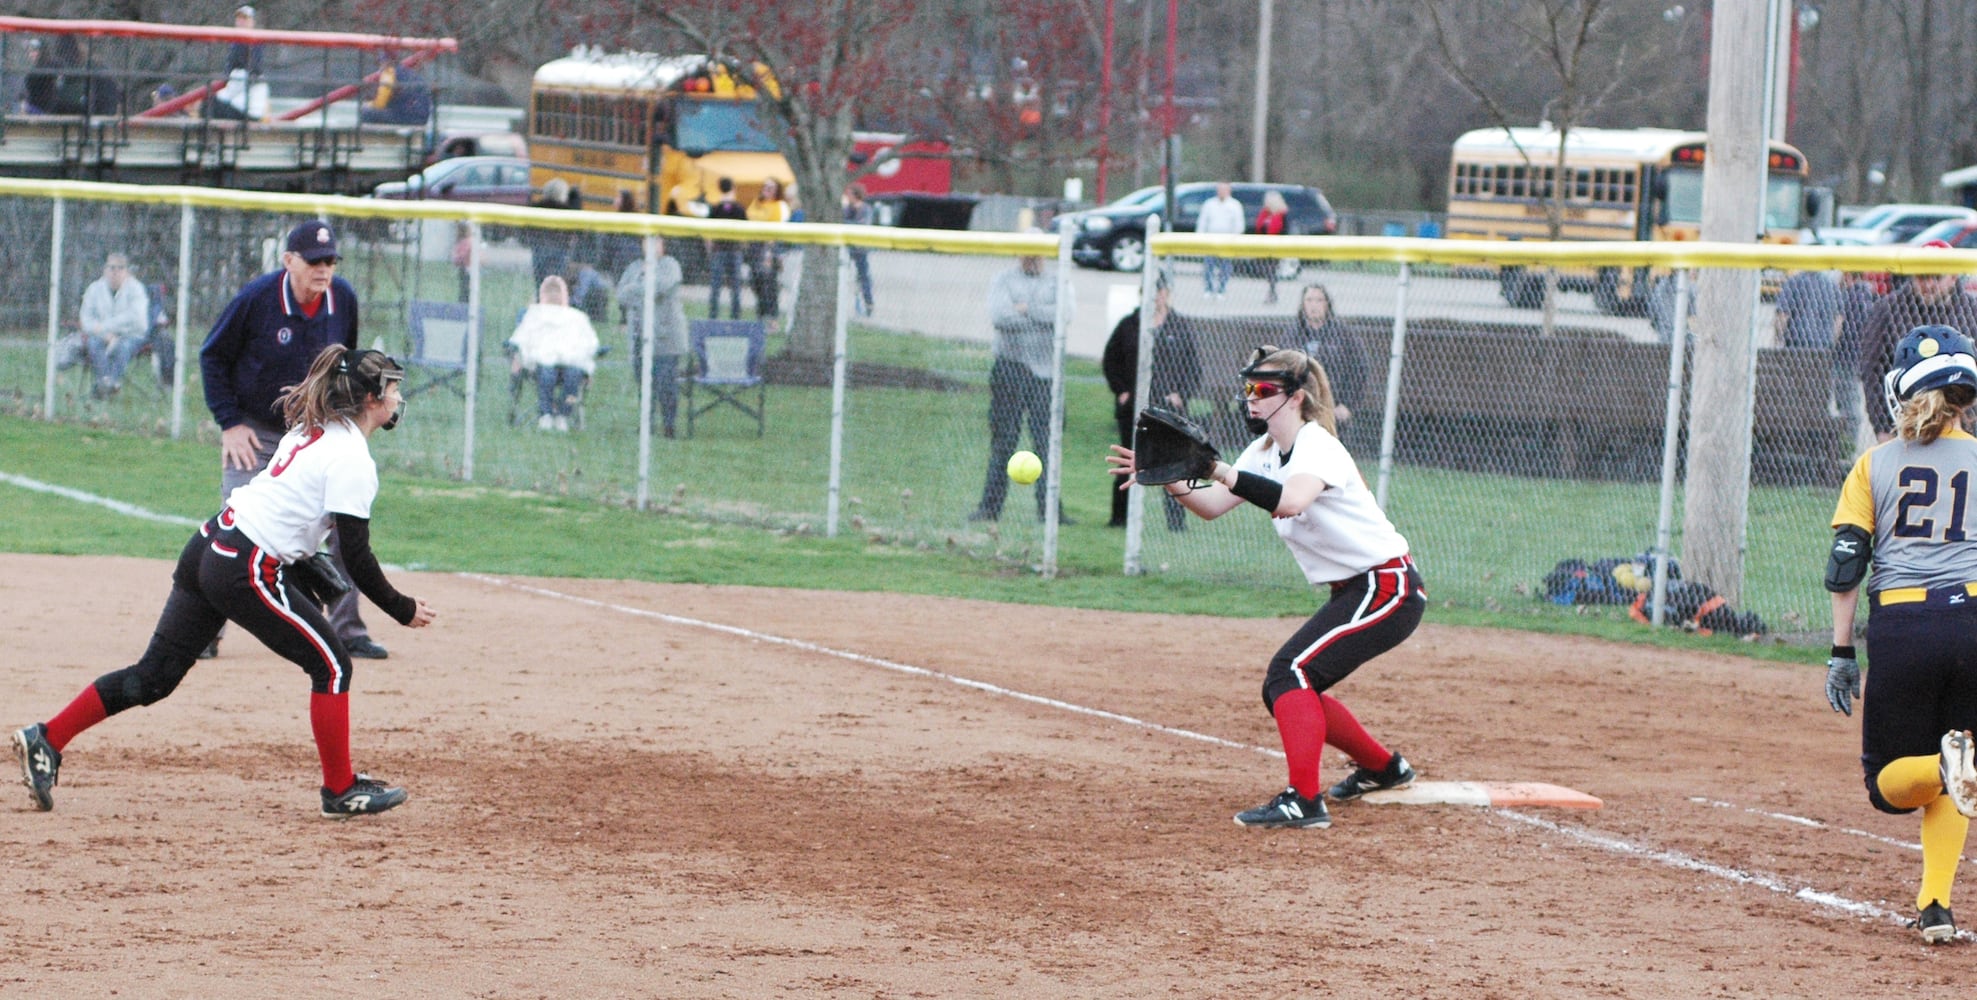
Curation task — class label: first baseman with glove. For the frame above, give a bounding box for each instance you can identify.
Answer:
[1108,345,1423,830]
[1824,324,1977,943]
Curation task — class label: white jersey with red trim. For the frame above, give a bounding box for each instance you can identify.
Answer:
[226,418,379,562]
[1232,421,1409,585]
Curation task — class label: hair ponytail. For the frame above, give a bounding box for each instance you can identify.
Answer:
[1898,384,1977,446]
[278,345,403,429]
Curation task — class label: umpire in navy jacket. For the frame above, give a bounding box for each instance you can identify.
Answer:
[199,221,389,660]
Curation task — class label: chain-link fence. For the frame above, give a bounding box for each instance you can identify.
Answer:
[0,178,1958,641]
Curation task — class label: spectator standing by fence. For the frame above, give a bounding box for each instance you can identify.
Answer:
[1253,190,1289,304]
[706,177,748,320]
[1835,271,1882,446]
[970,252,1074,525]
[1775,269,1841,349]
[1102,272,1201,530]
[843,183,875,317]
[1289,284,1374,441]
[1858,242,1977,443]
[746,177,791,321]
[1197,182,1246,300]
[617,238,688,439]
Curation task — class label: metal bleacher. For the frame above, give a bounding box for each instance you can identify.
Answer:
[0,16,460,195]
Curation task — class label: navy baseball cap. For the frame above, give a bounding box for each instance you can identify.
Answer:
[285,221,339,263]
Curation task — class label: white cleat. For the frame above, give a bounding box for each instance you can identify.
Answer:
[1940,730,1977,819]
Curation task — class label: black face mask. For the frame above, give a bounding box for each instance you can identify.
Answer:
[1242,390,1294,435]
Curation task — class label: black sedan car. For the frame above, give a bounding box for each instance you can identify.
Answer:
[1066,181,1338,272]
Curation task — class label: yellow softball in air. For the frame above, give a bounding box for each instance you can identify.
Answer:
[1007,450,1042,485]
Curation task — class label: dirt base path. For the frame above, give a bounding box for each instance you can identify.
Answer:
[0,554,1948,997]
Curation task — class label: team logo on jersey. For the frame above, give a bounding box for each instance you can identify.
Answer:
[277,327,293,345]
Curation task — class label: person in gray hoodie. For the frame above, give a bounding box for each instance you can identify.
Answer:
[617,236,689,439]
[970,253,1075,523]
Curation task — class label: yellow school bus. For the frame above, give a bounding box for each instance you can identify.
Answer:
[527,49,794,214]
[1445,125,1809,313]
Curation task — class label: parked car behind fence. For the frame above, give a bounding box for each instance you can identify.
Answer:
[1064,181,1337,273]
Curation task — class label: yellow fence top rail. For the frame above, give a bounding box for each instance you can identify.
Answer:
[10,177,1977,272]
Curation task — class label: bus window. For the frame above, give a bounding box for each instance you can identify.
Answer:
[1764,176,1805,231]
[1662,168,1704,225]
[675,100,779,156]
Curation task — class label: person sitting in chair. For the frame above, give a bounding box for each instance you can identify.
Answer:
[507,275,598,432]
[75,253,152,398]
[358,50,433,126]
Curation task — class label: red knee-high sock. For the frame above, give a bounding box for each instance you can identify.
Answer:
[1272,688,1326,800]
[310,692,354,794]
[1319,693,1392,771]
[43,684,108,752]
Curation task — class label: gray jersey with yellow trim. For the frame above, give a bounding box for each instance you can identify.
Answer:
[1833,428,1977,592]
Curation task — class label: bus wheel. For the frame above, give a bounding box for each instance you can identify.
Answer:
[1107,232,1146,272]
[1501,268,1542,309]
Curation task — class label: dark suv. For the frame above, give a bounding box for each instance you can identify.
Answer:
[1066,182,1337,272]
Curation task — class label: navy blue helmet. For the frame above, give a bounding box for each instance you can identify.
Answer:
[1883,324,1977,422]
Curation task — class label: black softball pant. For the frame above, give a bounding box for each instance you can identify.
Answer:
[92,512,355,716]
[1262,555,1425,711]
[1860,599,1977,814]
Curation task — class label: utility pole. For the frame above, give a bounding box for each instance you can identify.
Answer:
[1681,0,1770,605]
[1250,0,1273,182]
[1098,0,1115,201]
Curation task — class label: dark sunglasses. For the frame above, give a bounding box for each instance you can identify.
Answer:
[1242,380,1290,400]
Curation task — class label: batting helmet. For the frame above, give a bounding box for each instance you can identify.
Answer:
[1883,324,1977,422]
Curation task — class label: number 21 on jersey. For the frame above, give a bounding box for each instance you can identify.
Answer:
[1895,465,1971,541]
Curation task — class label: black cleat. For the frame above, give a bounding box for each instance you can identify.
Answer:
[12,723,61,812]
[1918,900,1957,944]
[1234,787,1330,829]
[320,773,408,819]
[1328,753,1417,802]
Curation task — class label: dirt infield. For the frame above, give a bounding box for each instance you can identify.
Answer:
[0,553,1960,996]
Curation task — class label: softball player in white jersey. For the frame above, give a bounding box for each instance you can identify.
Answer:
[1109,345,1424,829]
[12,346,437,818]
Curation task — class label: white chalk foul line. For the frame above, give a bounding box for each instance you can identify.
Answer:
[0,471,201,528]
[464,572,1929,936]
[0,473,1932,936]
[1691,797,1938,856]
[457,572,1277,759]
[0,477,1914,939]
[1495,809,1944,937]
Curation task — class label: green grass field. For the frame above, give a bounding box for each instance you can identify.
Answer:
[0,410,1827,669]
